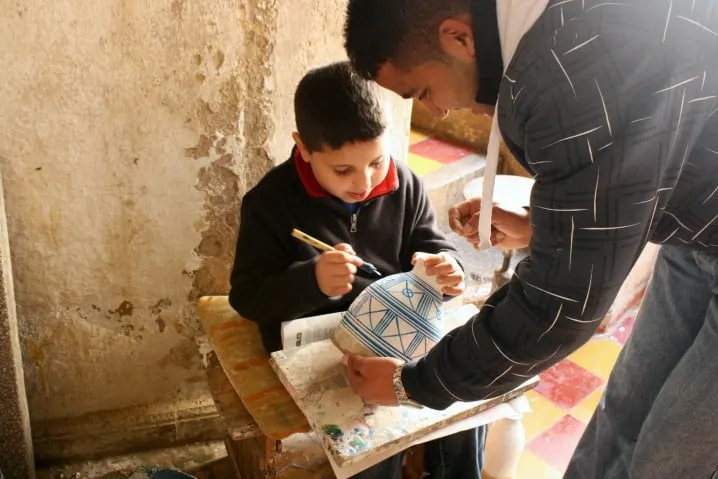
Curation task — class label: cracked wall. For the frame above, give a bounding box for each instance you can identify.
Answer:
[0,0,412,456]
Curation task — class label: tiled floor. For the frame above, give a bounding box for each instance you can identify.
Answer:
[516,321,635,477]
[408,130,477,175]
[407,130,639,478]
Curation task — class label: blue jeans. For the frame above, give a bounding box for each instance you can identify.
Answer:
[356,426,486,478]
[565,246,718,478]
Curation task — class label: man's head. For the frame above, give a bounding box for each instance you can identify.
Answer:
[293,61,391,203]
[344,0,480,117]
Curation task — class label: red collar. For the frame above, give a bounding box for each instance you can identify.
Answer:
[293,146,399,200]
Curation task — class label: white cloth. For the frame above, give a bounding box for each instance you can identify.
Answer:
[477,0,549,250]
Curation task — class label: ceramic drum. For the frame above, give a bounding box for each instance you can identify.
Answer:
[332,258,444,362]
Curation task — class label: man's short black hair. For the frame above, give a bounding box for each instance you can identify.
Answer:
[344,0,470,79]
[294,61,386,153]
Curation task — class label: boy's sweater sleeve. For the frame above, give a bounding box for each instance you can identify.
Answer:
[228,193,330,323]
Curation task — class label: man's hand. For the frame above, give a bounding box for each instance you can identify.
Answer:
[343,354,403,406]
[448,198,531,250]
[315,243,363,297]
[413,252,465,296]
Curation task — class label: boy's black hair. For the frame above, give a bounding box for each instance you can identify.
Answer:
[294,61,386,153]
[343,0,470,79]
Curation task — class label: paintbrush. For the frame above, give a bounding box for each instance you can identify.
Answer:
[291,228,382,278]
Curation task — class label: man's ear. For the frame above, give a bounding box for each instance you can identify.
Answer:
[292,132,312,162]
[438,18,475,62]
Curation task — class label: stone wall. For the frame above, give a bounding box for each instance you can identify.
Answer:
[0,0,410,461]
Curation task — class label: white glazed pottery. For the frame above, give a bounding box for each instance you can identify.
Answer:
[332,256,444,361]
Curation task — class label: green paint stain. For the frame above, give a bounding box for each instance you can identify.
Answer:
[350,438,367,451]
[322,424,344,441]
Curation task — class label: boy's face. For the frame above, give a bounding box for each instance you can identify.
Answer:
[295,134,391,203]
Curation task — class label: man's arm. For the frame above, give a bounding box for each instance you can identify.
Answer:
[401,28,708,409]
[229,194,330,323]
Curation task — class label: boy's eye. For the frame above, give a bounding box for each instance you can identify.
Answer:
[370,158,384,168]
[334,169,351,176]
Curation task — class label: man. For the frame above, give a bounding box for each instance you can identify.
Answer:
[342,0,718,476]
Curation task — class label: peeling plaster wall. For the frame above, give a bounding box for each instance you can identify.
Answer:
[0,0,411,444]
[0,0,238,425]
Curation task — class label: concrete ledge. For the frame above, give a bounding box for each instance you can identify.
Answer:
[37,441,226,479]
[32,400,226,466]
[424,154,486,232]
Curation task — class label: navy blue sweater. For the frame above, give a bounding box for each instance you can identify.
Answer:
[229,152,461,353]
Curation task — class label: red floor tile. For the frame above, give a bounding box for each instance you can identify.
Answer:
[610,314,636,346]
[528,415,586,471]
[535,360,604,410]
[408,137,475,164]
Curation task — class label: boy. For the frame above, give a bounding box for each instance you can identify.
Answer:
[229,61,483,479]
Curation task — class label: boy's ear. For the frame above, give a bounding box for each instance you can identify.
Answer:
[292,132,312,162]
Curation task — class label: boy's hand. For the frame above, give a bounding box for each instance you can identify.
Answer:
[413,252,465,296]
[316,243,363,297]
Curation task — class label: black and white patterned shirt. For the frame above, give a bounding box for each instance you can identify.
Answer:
[402,0,718,409]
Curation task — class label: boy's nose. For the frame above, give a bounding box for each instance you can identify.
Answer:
[356,171,372,191]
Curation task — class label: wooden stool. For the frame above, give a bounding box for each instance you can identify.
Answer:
[205,351,333,478]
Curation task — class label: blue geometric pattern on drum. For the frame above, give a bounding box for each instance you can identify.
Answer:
[340,271,444,361]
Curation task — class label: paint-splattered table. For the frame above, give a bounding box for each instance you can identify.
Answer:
[270,305,539,478]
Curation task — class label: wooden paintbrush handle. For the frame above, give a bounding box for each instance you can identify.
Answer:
[291,228,334,253]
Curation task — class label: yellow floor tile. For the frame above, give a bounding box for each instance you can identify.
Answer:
[516,450,563,479]
[407,153,443,176]
[568,338,622,381]
[409,130,429,145]
[570,386,604,423]
[523,390,566,442]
